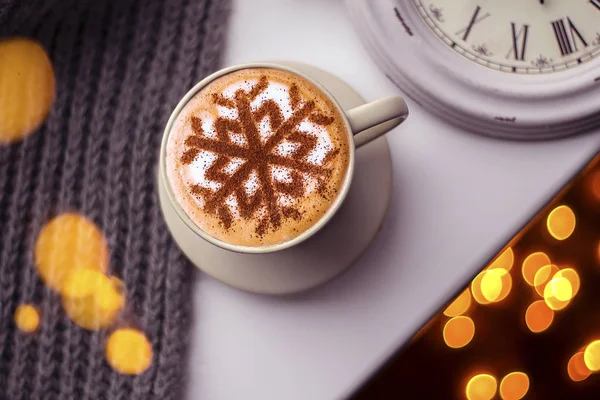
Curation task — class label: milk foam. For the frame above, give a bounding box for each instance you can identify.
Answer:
[181,77,334,216]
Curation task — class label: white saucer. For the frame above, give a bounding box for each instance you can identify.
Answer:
[158,62,393,295]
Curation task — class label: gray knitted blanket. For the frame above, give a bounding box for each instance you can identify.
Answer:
[0,0,230,398]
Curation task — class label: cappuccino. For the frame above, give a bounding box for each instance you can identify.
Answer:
[166,68,350,247]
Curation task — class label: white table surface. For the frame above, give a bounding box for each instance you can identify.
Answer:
[184,1,600,399]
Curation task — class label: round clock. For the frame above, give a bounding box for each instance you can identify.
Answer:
[346,0,600,139]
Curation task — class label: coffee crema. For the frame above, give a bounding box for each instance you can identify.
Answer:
[166,68,350,247]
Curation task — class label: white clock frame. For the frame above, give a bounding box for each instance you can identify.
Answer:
[346,0,600,140]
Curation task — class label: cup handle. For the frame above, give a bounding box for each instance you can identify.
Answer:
[346,96,409,148]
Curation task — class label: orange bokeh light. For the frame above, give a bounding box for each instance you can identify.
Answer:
[443,316,475,349]
[546,205,576,241]
[465,373,497,400]
[499,371,529,400]
[471,271,491,305]
[61,268,124,330]
[0,38,56,144]
[568,352,592,382]
[105,328,153,375]
[444,289,472,317]
[35,213,109,292]
[14,304,40,333]
[533,264,559,297]
[525,300,554,333]
[487,247,514,271]
[522,252,551,287]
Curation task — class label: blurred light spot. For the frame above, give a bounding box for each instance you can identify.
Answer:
[584,340,600,372]
[14,304,40,333]
[499,372,529,400]
[533,264,559,297]
[525,300,554,333]
[488,247,514,271]
[550,277,572,301]
[555,268,580,298]
[591,169,600,201]
[61,268,124,330]
[105,329,152,375]
[597,241,600,264]
[543,277,572,311]
[0,38,55,144]
[471,272,490,305]
[466,373,497,400]
[568,352,592,382]
[481,270,503,302]
[444,289,472,317]
[547,205,576,241]
[482,269,512,303]
[522,252,550,286]
[443,316,475,349]
[35,213,109,292]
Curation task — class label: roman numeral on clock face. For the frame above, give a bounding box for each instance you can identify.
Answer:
[506,23,529,60]
[591,0,600,10]
[552,17,588,56]
[455,6,491,41]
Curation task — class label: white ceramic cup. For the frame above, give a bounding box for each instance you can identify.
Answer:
[158,62,409,254]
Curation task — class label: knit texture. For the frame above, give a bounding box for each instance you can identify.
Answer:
[0,0,231,398]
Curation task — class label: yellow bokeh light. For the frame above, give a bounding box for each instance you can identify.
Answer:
[584,340,600,372]
[568,352,591,382]
[443,316,475,349]
[550,277,572,301]
[444,289,472,317]
[525,300,554,333]
[533,264,559,297]
[499,372,529,400]
[546,205,576,241]
[35,213,109,293]
[105,329,152,375]
[543,277,572,311]
[481,269,512,303]
[554,268,580,298]
[14,304,40,333]
[466,374,497,400]
[488,247,514,271]
[0,38,55,144]
[522,252,550,287]
[481,270,502,302]
[62,268,124,330]
[597,241,600,264]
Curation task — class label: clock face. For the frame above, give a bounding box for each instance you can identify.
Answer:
[413,0,600,74]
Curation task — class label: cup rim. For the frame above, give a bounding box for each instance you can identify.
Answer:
[159,62,356,254]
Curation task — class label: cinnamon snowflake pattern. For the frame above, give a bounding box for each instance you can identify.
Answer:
[180,76,341,237]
